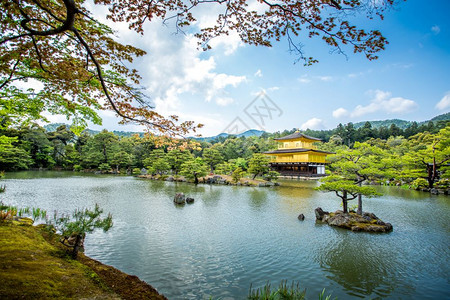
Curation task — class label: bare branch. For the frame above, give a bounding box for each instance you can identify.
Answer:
[31,36,49,73]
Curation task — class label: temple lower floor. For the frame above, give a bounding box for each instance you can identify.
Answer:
[269,162,327,177]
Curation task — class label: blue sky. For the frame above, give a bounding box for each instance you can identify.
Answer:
[71,0,450,136]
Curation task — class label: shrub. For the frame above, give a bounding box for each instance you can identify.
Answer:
[411,178,428,190]
[73,165,83,172]
[435,178,449,189]
[98,163,111,173]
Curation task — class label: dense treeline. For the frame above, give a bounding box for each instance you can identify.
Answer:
[0,124,277,181]
[267,120,449,146]
[0,120,449,188]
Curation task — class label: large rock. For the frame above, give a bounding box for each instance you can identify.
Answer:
[315,207,328,220]
[173,193,186,205]
[314,207,393,233]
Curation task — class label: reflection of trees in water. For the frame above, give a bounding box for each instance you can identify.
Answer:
[315,231,411,298]
[277,185,316,215]
[201,186,222,207]
[248,188,268,209]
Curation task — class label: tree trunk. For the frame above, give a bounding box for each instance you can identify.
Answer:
[71,234,83,259]
[357,194,362,215]
[357,181,362,215]
[426,164,434,188]
[194,174,199,185]
[252,174,257,180]
[342,191,348,213]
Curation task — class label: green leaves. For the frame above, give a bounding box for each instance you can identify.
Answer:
[55,203,113,237]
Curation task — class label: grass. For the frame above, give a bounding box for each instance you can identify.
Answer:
[0,219,166,299]
[0,220,118,299]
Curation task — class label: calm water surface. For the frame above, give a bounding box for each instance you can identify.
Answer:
[3,171,450,299]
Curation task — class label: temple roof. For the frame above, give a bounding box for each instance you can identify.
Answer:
[274,132,322,141]
[264,148,333,155]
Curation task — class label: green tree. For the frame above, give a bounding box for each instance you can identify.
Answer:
[264,170,280,182]
[215,162,234,175]
[248,154,271,180]
[22,126,55,168]
[180,157,208,184]
[231,167,245,183]
[203,148,224,173]
[166,149,193,175]
[402,126,450,188]
[0,136,32,170]
[142,148,166,168]
[150,157,171,175]
[80,130,118,168]
[324,142,395,214]
[111,150,133,172]
[316,175,380,213]
[55,204,113,259]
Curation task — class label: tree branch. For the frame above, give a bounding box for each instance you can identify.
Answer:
[20,0,78,37]
[72,29,172,133]
[0,59,21,90]
[31,36,49,73]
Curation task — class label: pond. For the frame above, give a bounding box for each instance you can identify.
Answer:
[2,171,449,299]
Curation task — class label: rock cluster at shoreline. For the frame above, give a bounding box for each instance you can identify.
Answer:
[315,207,393,233]
[138,174,280,187]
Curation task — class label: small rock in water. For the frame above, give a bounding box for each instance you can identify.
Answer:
[173,193,186,204]
[186,197,194,204]
[297,214,305,221]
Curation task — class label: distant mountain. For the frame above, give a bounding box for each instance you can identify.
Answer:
[429,112,450,122]
[42,112,449,139]
[353,112,450,130]
[43,123,144,137]
[192,129,266,142]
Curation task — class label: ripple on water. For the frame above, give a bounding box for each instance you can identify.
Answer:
[4,172,450,299]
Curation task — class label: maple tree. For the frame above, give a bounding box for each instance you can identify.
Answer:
[1,0,397,135]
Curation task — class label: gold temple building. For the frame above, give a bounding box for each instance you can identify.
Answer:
[263,131,332,177]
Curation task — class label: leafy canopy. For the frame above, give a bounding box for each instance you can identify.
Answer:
[1,0,397,135]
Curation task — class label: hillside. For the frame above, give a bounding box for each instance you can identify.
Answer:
[353,112,450,130]
[42,112,449,139]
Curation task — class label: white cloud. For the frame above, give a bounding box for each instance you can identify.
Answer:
[436,92,450,110]
[113,22,247,115]
[267,86,280,92]
[318,75,333,82]
[431,25,441,35]
[332,90,418,120]
[300,118,326,130]
[254,69,263,77]
[216,97,234,106]
[346,90,418,118]
[332,108,349,118]
[298,75,311,84]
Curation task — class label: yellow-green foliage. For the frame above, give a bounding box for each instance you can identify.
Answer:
[0,223,118,299]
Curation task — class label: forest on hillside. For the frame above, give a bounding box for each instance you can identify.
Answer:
[0,119,449,190]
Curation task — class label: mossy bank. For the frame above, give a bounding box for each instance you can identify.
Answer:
[0,219,166,299]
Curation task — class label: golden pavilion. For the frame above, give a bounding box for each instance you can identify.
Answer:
[263,131,332,176]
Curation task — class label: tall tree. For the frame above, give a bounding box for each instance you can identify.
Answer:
[180,157,208,184]
[402,126,450,188]
[248,153,271,180]
[203,148,224,173]
[2,0,396,135]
